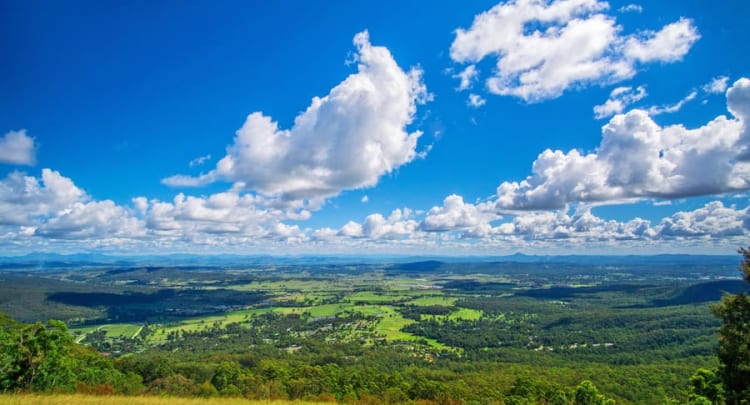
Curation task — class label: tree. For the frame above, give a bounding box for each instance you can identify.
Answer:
[574,380,614,405]
[0,316,91,392]
[688,368,724,404]
[211,361,240,392]
[712,247,750,404]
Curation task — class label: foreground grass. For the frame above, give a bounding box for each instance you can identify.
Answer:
[0,394,329,405]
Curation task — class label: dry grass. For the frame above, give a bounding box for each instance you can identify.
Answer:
[0,394,329,405]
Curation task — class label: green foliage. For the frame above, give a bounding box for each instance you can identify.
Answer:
[688,368,724,404]
[739,247,750,282]
[147,374,196,396]
[1,318,77,392]
[712,247,750,404]
[1,260,740,403]
[0,314,126,393]
[211,361,241,392]
[574,380,614,405]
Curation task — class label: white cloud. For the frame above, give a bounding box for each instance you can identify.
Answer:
[323,197,750,252]
[0,130,36,166]
[361,209,419,240]
[421,194,497,233]
[505,207,623,240]
[361,195,369,203]
[657,201,746,238]
[130,189,315,248]
[593,85,647,119]
[189,154,211,167]
[454,65,479,90]
[0,169,147,242]
[0,169,86,225]
[2,167,748,253]
[636,75,730,118]
[468,93,487,108]
[618,4,642,13]
[141,190,308,238]
[35,200,144,239]
[495,78,750,210]
[647,90,697,115]
[0,166,324,249]
[450,0,699,102]
[332,209,421,241]
[623,18,699,63]
[339,220,364,237]
[703,76,730,94]
[163,31,429,201]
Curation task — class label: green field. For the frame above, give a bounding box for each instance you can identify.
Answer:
[71,323,143,342]
[447,307,483,321]
[404,295,455,306]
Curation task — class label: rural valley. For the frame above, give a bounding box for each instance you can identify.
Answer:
[1,255,746,403]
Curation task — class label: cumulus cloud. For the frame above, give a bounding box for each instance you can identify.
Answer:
[35,200,143,239]
[360,209,419,240]
[0,169,149,242]
[0,169,86,225]
[163,31,429,201]
[495,201,747,244]
[0,130,37,166]
[339,220,364,238]
[141,189,309,239]
[3,168,748,252]
[327,197,750,252]
[593,85,647,119]
[331,208,420,241]
[657,201,746,238]
[623,18,699,63]
[495,78,750,210]
[450,0,699,102]
[421,194,497,233]
[0,167,322,249]
[503,206,656,241]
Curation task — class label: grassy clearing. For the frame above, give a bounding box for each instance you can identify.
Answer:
[346,291,401,303]
[373,307,446,349]
[149,308,274,343]
[405,295,456,306]
[99,323,142,338]
[70,323,142,342]
[447,307,483,321]
[350,304,391,317]
[0,394,328,405]
[276,303,350,318]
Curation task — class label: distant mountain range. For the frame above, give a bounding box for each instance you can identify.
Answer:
[0,251,740,269]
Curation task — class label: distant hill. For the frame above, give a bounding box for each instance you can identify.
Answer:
[0,252,739,269]
[649,279,749,307]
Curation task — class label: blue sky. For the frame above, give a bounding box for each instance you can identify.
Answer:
[2,0,750,256]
